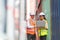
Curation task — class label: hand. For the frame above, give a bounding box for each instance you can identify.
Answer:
[45,27,48,30]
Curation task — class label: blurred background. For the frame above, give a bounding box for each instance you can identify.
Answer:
[0,0,51,40]
[0,0,60,40]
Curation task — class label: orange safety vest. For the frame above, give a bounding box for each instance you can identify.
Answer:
[26,18,36,35]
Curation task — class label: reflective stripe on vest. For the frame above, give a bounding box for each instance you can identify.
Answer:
[27,18,36,35]
[38,20,48,36]
[27,28,35,35]
[38,29,48,36]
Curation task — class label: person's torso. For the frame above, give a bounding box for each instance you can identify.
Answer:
[27,18,36,35]
[38,20,48,36]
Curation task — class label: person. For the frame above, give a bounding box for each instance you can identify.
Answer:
[26,13,36,40]
[38,12,48,40]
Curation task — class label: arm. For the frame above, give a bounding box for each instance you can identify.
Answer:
[27,19,34,28]
[45,21,48,29]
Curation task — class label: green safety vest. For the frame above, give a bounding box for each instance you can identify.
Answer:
[37,20,48,36]
[38,29,48,36]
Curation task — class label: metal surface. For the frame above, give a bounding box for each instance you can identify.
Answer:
[0,0,7,40]
[51,0,60,40]
[0,0,5,33]
[14,0,20,40]
[19,0,26,40]
[6,0,15,40]
[42,0,51,40]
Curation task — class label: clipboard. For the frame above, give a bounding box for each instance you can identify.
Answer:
[36,20,45,28]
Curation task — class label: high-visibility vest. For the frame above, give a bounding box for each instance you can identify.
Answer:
[38,20,48,36]
[26,18,36,35]
[38,29,48,36]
